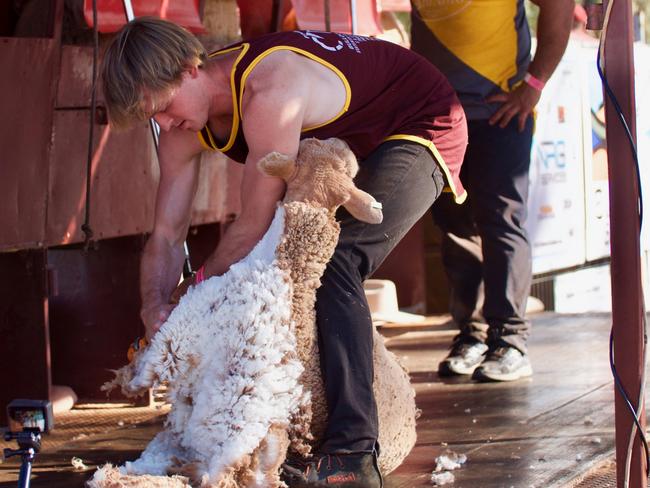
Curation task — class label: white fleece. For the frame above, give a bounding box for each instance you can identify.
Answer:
[95,207,305,484]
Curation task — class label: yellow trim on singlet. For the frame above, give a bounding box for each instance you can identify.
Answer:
[197,130,212,151]
[238,46,352,132]
[196,43,251,152]
[384,134,467,204]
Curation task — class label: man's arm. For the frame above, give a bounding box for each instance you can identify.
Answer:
[197,52,308,280]
[140,129,202,338]
[196,159,287,279]
[487,0,574,131]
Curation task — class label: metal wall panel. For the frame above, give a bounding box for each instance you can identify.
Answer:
[0,250,51,425]
[46,109,240,245]
[373,219,426,311]
[190,152,243,226]
[56,45,105,108]
[0,38,59,250]
[46,111,158,245]
[48,236,145,401]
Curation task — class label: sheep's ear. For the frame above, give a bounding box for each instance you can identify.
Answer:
[257,151,296,181]
[344,187,383,224]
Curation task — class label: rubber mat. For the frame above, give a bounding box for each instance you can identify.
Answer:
[566,459,616,488]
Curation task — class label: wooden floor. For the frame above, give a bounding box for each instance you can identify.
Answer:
[0,312,617,487]
[384,312,615,487]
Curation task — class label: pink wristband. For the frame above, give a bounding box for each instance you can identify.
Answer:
[524,72,545,92]
[195,265,205,284]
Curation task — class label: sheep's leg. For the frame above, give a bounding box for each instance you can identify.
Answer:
[247,424,290,488]
[168,459,207,487]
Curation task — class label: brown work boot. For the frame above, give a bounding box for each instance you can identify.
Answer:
[281,451,382,487]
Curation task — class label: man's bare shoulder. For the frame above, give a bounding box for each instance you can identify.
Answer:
[245,50,309,97]
[241,48,346,139]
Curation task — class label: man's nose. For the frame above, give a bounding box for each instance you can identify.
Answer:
[153,113,173,131]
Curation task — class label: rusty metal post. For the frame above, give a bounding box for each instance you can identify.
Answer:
[602,1,647,486]
[324,0,331,31]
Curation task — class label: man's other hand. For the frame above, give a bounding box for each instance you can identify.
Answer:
[486,82,541,132]
[141,303,176,340]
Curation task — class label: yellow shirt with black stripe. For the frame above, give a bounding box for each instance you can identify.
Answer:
[411,0,531,120]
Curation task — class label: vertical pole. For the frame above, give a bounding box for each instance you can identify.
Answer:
[350,0,357,35]
[121,0,192,278]
[121,0,162,143]
[603,1,647,487]
[324,0,331,31]
[17,450,34,488]
[121,0,135,21]
[271,0,286,32]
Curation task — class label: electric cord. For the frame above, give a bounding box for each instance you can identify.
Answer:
[597,0,648,484]
[609,327,649,478]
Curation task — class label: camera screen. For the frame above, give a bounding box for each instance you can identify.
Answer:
[8,408,46,432]
[7,400,53,433]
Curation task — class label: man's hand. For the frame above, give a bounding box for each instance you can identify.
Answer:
[486,82,541,132]
[140,302,176,340]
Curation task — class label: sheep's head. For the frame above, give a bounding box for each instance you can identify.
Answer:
[257,138,383,224]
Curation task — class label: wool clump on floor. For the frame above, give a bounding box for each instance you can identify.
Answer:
[430,450,467,486]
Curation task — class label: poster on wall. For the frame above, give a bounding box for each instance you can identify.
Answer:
[582,42,611,262]
[582,41,650,261]
[526,43,587,274]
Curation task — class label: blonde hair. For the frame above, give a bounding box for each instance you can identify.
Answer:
[102,17,207,128]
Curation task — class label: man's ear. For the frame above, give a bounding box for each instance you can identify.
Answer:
[188,65,200,78]
[343,187,383,224]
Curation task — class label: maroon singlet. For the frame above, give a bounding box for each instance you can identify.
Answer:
[198,30,467,203]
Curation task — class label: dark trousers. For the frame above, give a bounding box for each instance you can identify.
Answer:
[432,117,534,354]
[315,140,446,453]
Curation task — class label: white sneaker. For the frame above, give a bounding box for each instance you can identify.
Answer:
[438,341,489,376]
[472,346,533,382]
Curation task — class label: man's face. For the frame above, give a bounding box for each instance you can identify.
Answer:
[145,68,208,132]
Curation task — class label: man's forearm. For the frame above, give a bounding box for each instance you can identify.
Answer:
[140,234,186,310]
[202,215,272,278]
[529,0,574,82]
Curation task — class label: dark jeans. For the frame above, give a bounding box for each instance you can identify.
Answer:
[432,117,534,354]
[315,140,445,453]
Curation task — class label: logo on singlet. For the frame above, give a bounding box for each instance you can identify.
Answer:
[297,31,344,52]
[297,30,375,54]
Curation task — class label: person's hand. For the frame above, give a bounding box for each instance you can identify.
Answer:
[140,302,176,340]
[486,82,542,132]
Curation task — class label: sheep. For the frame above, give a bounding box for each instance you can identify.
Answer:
[88,138,417,488]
